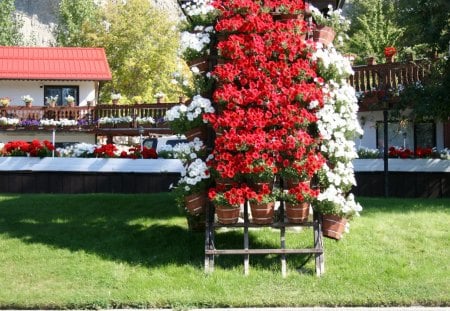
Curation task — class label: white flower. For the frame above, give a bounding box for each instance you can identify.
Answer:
[111,93,121,100]
[66,95,75,102]
[21,95,33,103]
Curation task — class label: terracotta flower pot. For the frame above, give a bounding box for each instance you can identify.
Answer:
[187,56,210,73]
[184,192,208,216]
[215,177,234,191]
[322,214,347,240]
[313,25,336,46]
[285,202,310,223]
[250,180,274,192]
[250,201,275,224]
[215,205,240,224]
[185,126,208,142]
[271,12,304,22]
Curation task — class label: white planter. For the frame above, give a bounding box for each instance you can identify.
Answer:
[353,159,450,173]
[0,157,184,173]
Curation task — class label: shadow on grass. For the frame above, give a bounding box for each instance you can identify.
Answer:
[0,193,314,270]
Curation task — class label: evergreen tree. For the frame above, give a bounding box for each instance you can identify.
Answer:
[0,0,22,45]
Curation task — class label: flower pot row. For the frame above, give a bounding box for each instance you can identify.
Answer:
[184,191,312,225]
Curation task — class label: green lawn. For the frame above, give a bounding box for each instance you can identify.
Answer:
[0,193,448,309]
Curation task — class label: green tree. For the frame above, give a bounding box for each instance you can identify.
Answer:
[81,0,181,102]
[395,0,450,55]
[55,0,100,47]
[345,0,403,64]
[0,0,22,45]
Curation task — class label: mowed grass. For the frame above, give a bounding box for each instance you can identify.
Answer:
[0,193,448,309]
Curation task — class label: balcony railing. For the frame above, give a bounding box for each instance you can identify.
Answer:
[349,59,434,111]
[0,103,176,135]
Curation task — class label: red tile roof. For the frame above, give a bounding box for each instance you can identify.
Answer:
[0,46,112,81]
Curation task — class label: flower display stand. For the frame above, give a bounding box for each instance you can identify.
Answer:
[204,200,325,277]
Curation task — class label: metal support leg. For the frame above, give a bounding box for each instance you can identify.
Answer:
[280,199,287,277]
[243,202,250,276]
[204,203,215,273]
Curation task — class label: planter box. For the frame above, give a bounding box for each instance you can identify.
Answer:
[0,157,184,194]
[352,159,450,198]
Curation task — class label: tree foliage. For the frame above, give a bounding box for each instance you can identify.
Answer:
[0,0,22,45]
[395,0,450,53]
[56,0,181,103]
[55,0,101,47]
[345,0,403,64]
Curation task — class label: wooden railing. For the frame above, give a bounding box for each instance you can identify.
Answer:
[349,59,432,93]
[348,59,435,111]
[0,103,176,131]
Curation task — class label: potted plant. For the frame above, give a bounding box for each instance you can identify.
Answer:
[244,158,276,192]
[111,93,121,105]
[208,187,247,224]
[313,168,362,239]
[281,181,318,223]
[0,97,11,107]
[175,158,211,216]
[164,95,214,141]
[266,2,305,22]
[310,4,350,46]
[65,95,76,107]
[21,95,33,107]
[154,92,166,104]
[45,95,58,107]
[365,52,377,65]
[248,191,278,224]
[384,46,397,63]
[279,160,310,189]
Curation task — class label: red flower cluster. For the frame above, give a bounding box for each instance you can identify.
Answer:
[208,0,324,206]
[384,46,397,58]
[119,146,158,159]
[94,144,117,158]
[414,147,433,158]
[388,146,413,159]
[389,146,434,159]
[2,140,55,157]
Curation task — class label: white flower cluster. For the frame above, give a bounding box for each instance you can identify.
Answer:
[312,46,354,83]
[98,116,133,124]
[21,95,33,103]
[111,93,121,100]
[179,158,210,192]
[181,0,215,16]
[439,148,450,160]
[136,116,155,124]
[40,119,78,127]
[66,95,75,102]
[0,117,20,126]
[314,47,363,218]
[57,143,97,157]
[159,137,204,163]
[317,188,362,217]
[165,95,214,123]
[180,26,213,56]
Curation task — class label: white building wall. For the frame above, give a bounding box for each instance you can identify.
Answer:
[355,111,445,151]
[0,80,96,106]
